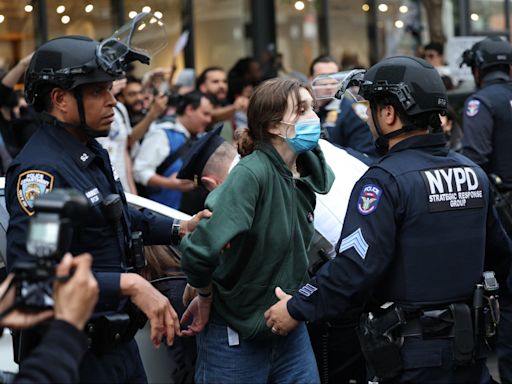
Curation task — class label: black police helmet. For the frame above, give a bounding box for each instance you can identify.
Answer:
[25,36,123,109]
[461,36,512,70]
[360,56,447,116]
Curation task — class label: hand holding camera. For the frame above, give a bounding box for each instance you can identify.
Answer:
[0,253,98,331]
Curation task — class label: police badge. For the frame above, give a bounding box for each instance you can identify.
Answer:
[17,170,54,215]
[357,184,382,215]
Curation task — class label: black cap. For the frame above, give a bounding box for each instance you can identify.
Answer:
[177,125,225,184]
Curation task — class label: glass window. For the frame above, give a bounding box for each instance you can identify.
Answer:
[329,1,370,70]
[373,0,424,59]
[469,0,507,33]
[47,0,114,42]
[194,0,251,73]
[124,0,182,77]
[275,0,320,78]
[0,2,35,73]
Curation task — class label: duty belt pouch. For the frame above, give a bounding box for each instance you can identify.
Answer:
[357,314,402,380]
[88,313,131,355]
[123,302,148,342]
[449,303,474,365]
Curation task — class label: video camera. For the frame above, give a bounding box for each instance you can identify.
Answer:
[10,189,88,311]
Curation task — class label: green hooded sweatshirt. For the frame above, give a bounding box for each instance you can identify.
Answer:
[180,143,334,340]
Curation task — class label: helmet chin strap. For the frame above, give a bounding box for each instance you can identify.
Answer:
[73,87,109,138]
[371,106,418,156]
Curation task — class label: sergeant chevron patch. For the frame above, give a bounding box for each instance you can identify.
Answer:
[339,228,369,260]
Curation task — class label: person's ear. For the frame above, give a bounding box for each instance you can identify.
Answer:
[267,122,283,136]
[382,104,397,125]
[201,175,219,191]
[50,88,69,113]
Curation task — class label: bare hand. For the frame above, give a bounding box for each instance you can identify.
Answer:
[0,274,53,329]
[149,93,169,119]
[180,295,212,337]
[180,209,213,237]
[168,173,195,192]
[263,287,299,336]
[54,253,99,330]
[233,96,249,112]
[121,273,180,348]
[112,78,127,96]
[182,283,197,307]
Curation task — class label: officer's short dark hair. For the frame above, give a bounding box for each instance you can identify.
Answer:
[371,92,442,132]
[309,55,337,77]
[196,67,225,89]
[424,42,444,56]
[176,90,213,115]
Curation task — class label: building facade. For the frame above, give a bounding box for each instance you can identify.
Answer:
[0,0,510,78]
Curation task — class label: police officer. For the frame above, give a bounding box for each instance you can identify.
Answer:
[264,56,512,383]
[461,37,512,382]
[5,25,207,383]
[460,36,512,187]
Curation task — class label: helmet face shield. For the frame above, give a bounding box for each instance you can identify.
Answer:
[97,12,167,73]
[311,69,366,103]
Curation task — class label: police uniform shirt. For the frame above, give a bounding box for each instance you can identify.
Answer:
[6,119,176,310]
[327,98,377,159]
[287,133,512,323]
[461,71,512,187]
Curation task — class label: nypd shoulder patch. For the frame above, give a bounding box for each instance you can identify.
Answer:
[17,170,54,215]
[466,100,480,117]
[357,183,382,215]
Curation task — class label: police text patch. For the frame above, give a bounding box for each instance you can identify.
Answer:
[357,184,382,215]
[421,167,484,212]
[466,100,480,117]
[17,170,54,215]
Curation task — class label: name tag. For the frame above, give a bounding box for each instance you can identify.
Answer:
[85,187,103,206]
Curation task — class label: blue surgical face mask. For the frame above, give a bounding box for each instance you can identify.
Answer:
[280,118,321,153]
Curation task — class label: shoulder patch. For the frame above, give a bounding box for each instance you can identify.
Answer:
[357,184,382,215]
[17,170,54,215]
[466,100,480,117]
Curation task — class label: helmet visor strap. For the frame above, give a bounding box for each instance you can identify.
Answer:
[73,87,109,138]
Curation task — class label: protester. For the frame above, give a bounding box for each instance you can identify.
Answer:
[179,78,334,383]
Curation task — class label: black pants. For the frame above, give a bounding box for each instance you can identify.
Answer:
[307,321,366,384]
[79,339,147,383]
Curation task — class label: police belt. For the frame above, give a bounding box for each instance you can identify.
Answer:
[85,304,147,354]
[398,304,456,339]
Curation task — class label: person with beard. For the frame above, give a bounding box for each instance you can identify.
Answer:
[196,67,249,134]
[115,76,167,148]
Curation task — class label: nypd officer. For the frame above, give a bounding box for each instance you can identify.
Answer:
[461,36,512,382]
[264,56,512,383]
[6,24,207,384]
[460,36,512,187]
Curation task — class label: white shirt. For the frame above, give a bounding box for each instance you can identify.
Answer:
[133,119,191,186]
[96,102,132,191]
[311,139,369,258]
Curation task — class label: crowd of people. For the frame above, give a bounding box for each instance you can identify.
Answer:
[0,11,511,384]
